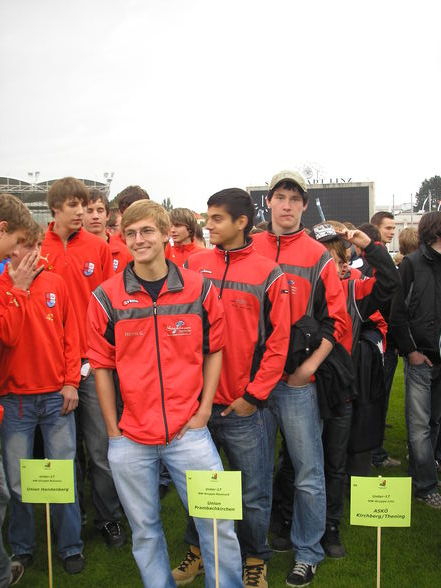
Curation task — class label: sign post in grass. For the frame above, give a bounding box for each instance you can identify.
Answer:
[350,475,412,588]
[20,459,75,588]
[186,470,242,588]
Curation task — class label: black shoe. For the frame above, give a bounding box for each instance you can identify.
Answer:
[63,554,85,575]
[10,554,33,569]
[321,524,346,559]
[101,521,126,547]
[9,561,24,586]
[286,562,317,587]
[270,519,293,552]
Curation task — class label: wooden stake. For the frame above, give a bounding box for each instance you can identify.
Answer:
[377,526,381,588]
[46,503,53,588]
[213,518,219,588]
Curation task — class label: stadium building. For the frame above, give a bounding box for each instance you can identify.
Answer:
[0,174,112,226]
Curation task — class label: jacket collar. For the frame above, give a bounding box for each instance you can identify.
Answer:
[123,260,184,294]
[213,239,254,262]
[47,221,80,243]
[265,222,305,245]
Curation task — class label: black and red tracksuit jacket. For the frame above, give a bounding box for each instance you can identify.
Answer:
[342,241,400,355]
[87,261,224,445]
[252,226,348,348]
[186,241,290,406]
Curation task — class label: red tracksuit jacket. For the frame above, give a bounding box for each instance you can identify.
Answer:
[186,242,290,405]
[87,261,224,445]
[253,227,347,345]
[0,268,80,394]
[165,241,203,267]
[40,223,113,356]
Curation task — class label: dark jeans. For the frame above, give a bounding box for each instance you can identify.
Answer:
[372,347,398,465]
[185,405,273,561]
[405,361,441,497]
[322,403,353,525]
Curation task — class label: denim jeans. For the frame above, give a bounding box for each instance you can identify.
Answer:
[0,448,11,587]
[0,393,83,559]
[108,428,242,588]
[77,369,121,525]
[405,361,441,497]
[185,405,273,561]
[268,381,325,565]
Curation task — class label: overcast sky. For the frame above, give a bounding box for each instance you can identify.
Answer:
[1,0,440,210]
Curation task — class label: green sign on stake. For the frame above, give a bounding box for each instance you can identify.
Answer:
[350,476,411,527]
[186,470,242,520]
[20,459,75,504]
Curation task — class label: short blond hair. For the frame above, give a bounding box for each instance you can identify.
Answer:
[0,193,33,232]
[121,200,170,236]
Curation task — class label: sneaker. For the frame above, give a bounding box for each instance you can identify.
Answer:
[321,524,346,559]
[101,521,126,547]
[286,562,317,587]
[172,546,204,585]
[417,491,441,509]
[374,456,401,468]
[270,519,293,552]
[10,555,33,569]
[63,554,85,574]
[243,558,267,588]
[9,561,24,586]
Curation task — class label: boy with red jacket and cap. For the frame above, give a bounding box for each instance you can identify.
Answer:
[0,220,84,574]
[253,171,348,587]
[173,188,290,588]
[87,200,242,588]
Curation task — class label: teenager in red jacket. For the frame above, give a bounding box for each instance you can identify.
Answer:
[173,189,289,588]
[40,177,124,548]
[87,199,242,588]
[0,221,84,574]
[83,189,132,273]
[253,170,348,588]
[0,193,36,587]
[165,208,203,266]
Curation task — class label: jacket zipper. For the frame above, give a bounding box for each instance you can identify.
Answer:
[275,236,281,262]
[153,301,170,444]
[218,251,230,299]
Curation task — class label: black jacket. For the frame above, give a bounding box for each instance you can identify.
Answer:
[390,244,441,364]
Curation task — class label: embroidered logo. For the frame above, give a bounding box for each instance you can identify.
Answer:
[46,313,54,321]
[287,279,297,295]
[123,299,139,306]
[231,298,252,311]
[199,269,212,275]
[45,292,56,308]
[113,259,119,272]
[166,320,192,336]
[83,262,95,277]
[124,330,145,337]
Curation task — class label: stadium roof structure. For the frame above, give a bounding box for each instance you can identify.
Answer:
[0,176,109,204]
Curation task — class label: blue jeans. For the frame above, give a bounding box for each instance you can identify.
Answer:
[108,428,242,588]
[0,393,83,559]
[405,361,441,497]
[77,369,121,525]
[0,446,11,588]
[268,381,325,565]
[185,405,273,561]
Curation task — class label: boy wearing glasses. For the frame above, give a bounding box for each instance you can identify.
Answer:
[87,200,242,588]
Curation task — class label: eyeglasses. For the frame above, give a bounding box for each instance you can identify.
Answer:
[124,227,157,240]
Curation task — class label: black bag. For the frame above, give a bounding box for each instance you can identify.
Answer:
[284,315,321,374]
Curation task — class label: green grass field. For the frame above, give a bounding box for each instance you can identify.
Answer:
[13,361,441,586]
